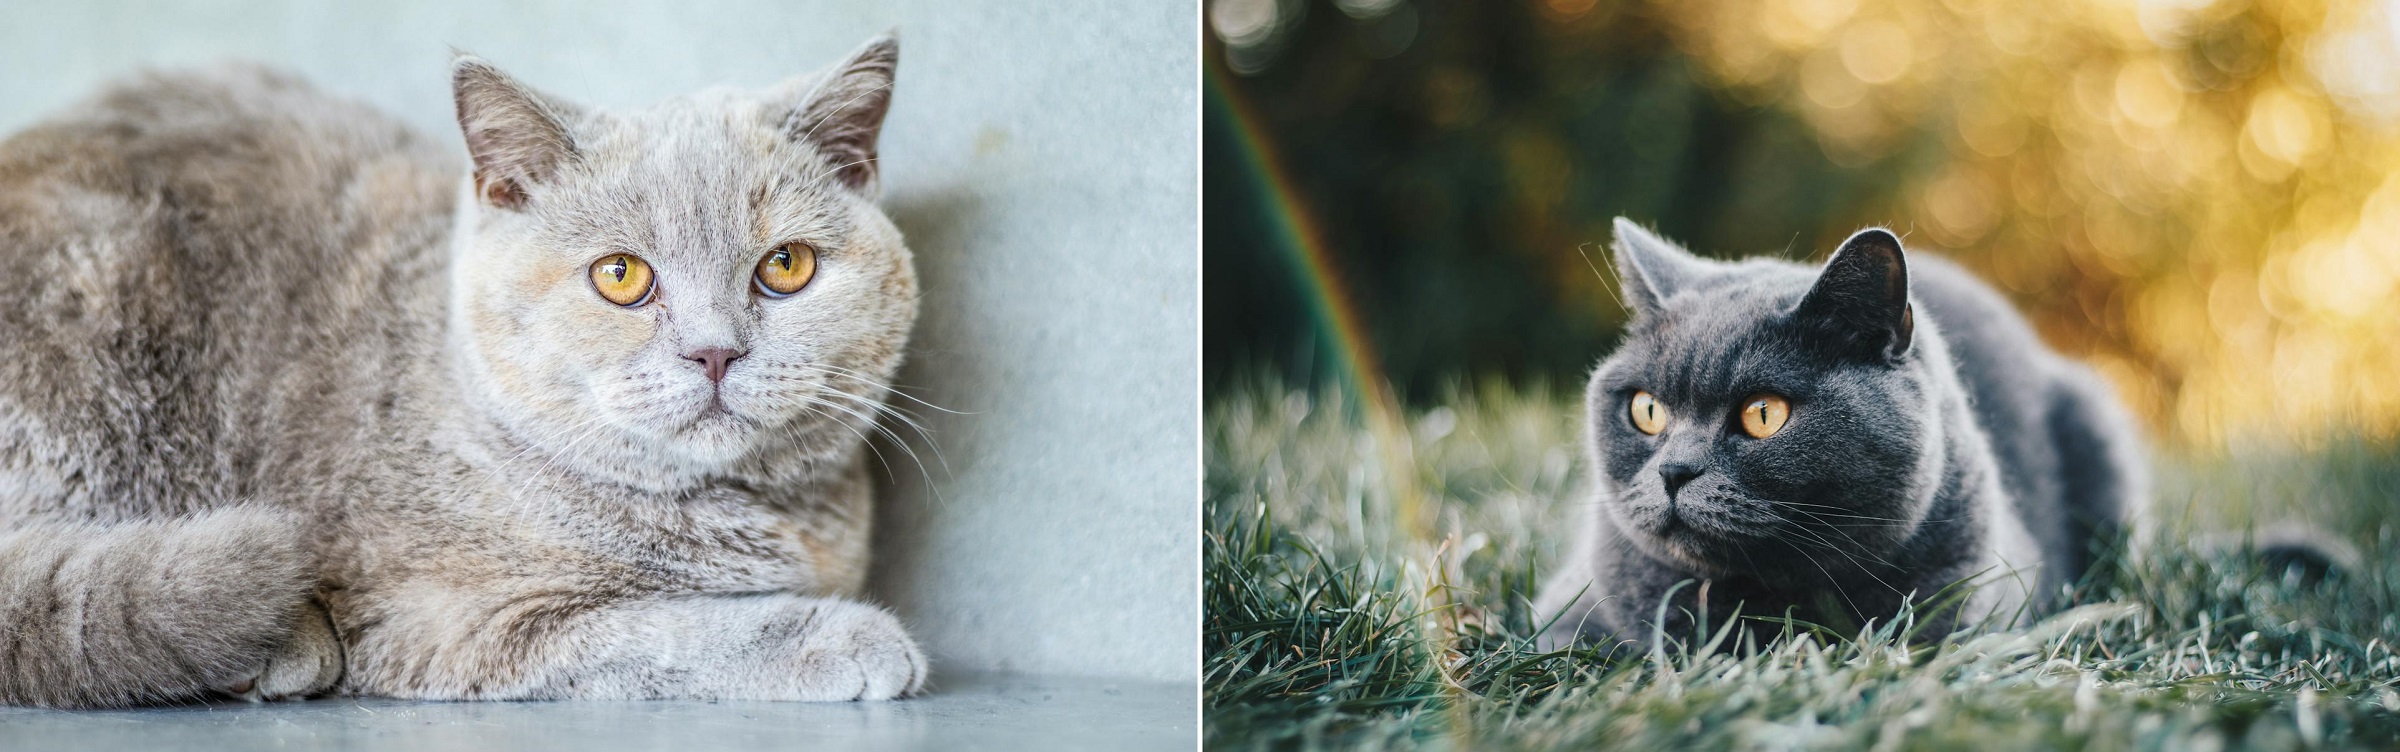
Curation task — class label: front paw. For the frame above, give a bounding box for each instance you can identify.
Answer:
[787,601,925,701]
[217,598,343,702]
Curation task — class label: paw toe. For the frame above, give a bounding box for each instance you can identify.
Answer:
[796,602,925,701]
[220,601,343,702]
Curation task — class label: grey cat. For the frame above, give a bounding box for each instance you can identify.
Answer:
[1533,219,2147,649]
[0,34,927,707]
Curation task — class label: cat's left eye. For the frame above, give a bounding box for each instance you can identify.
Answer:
[1738,393,1790,439]
[755,242,819,298]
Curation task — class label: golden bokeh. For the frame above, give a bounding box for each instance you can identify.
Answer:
[1634,0,2400,449]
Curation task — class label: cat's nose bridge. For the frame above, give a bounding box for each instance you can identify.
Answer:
[665,293,750,356]
[1649,432,1714,497]
[1654,426,1712,460]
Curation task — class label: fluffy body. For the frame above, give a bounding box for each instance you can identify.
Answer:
[0,37,924,707]
[1535,220,2146,648]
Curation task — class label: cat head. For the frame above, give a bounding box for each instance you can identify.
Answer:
[445,34,915,492]
[1586,218,1945,581]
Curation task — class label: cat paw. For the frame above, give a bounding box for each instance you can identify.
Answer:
[217,599,343,702]
[787,601,926,701]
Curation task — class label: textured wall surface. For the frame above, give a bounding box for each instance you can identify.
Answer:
[0,0,1196,682]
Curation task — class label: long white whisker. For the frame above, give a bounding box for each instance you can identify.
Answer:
[791,399,885,466]
[821,387,953,478]
[790,400,910,494]
[805,363,974,415]
[784,363,959,477]
[801,393,944,503]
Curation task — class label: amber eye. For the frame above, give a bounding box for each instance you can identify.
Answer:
[756,242,819,297]
[1739,393,1791,439]
[588,254,654,307]
[1629,390,1668,435]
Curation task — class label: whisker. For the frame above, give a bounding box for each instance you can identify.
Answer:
[797,363,975,416]
[801,393,945,503]
[1770,520,1908,595]
[784,363,958,478]
[821,388,953,478]
[791,400,913,492]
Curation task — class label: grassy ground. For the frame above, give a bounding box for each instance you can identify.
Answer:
[1204,379,2400,751]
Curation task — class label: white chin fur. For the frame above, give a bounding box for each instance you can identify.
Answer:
[675,411,754,463]
[584,383,760,475]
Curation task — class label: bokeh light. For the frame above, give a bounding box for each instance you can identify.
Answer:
[1206,0,2400,451]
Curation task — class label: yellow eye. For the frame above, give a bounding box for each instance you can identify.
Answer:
[1629,390,1668,435]
[1740,393,1791,439]
[756,242,819,297]
[588,254,654,307]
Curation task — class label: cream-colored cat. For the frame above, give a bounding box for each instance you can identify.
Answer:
[0,34,924,706]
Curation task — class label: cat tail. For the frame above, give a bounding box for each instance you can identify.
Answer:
[0,506,320,708]
[2202,524,2365,588]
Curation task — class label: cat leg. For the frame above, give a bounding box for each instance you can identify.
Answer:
[1532,502,1619,651]
[0,506,319,708]
[614,594,926,701]
[2046,363,2148,576]
[342,588,924,701]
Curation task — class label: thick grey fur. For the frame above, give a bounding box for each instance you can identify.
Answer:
[0,33,925,707]
[1534,218,2148,649]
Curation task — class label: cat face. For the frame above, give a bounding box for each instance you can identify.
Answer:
[446,36,915,492]
[1587,219,1943,582]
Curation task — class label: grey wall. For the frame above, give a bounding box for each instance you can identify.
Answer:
[0,1,1197,683]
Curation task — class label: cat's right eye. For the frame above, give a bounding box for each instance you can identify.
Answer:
[589,253,655,307]
[1629,390,1668,435]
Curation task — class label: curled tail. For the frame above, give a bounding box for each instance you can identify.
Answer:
[2205,524,2365,589]
[0,506,319,707]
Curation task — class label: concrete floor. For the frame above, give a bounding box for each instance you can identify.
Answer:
[0,672,1194,751]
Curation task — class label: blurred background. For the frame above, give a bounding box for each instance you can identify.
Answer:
[1205,0,2400,451]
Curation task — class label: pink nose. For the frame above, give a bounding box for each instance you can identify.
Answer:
[684,347,745,383]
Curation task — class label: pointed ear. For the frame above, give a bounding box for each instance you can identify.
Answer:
[1610,217,1710,316]
[781,33,899,193]
[452,54,581,210]
[1794,228,1914,362]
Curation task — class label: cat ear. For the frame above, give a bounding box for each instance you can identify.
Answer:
[1794,228,1914,361]
[1610,217,1709,315]
[452,54,582,210]
[780,33,899,193]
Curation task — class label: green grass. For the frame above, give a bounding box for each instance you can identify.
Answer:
[1204,379,2400,751]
